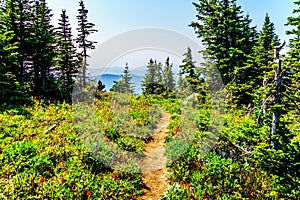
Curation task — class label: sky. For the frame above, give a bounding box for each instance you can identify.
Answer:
[47,0,297,72]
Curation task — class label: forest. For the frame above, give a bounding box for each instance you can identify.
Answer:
[0,0,299,199]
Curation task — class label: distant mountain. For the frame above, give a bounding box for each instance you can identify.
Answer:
[88,66,147,77]
[98,73,144,94]
[88,67,124,76]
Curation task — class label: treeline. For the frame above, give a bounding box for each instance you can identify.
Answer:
[189,0,300,197]
[112,1,300,197]
[112,48,203,99]
[0,0,97,107]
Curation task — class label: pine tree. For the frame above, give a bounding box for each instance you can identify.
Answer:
[75,0,98,86]
[55,9,78,99]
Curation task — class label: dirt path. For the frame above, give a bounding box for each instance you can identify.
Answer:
[137,109,170,200]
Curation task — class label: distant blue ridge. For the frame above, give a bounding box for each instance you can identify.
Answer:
[98,73,144,94]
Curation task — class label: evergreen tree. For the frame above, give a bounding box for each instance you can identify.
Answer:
[55,9,78,99]
[163,57,175,92]
[190,0,257,106]
[30,0,56,97]
[179,47,198,91]
[75,0,98,86]
[251,5,300,196]
[3,0,34,84]
[0,6,31,107]
[285,0,300,113]
[111,63,135,94]
[142,58,159,94]
[241,14,283,107]
[254,13,283,85]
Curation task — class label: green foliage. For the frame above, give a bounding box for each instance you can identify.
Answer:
[110,63,135,94]
[190,0,257,106]
[0,99,146,199]
[235,14,283,107]
[75,0,98,86]
[55,9,79,101]
[142,57,176,95]
[163,57,175,92]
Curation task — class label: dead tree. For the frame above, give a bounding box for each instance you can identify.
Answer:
[271,48,282,149]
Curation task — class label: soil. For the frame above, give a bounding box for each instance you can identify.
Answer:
[137,109,171,200]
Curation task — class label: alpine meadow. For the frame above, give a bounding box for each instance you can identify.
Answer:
[0,0,299,199]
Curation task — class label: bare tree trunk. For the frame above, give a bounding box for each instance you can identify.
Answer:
[271,48,281,149]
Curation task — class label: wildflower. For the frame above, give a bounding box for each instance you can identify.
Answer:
[210,183,213,188]
[61,177,65,184]
[40,177,45,183]
[205,165,209,169]
[186,183,191,190]
[180,180,185,186]
[61,162,65,167]
[87,191,91,197]
[222,152,226,158]
[175,128,179,133]
[229,151,234,158]
[204,160,208,164]
[95,141,98,147]
[113,173,118,181]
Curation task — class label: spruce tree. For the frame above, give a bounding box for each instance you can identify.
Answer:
[111,63,135,94]
[285,0,300,112]
[30,0,56,97]
[75,0,98,86]
[252,5,300,196]
[179,47,198,91]
[0,5,31,107]
[3,0,34,84]
[163,57,175,92]
[142,58,158,94]
[55,9,78,99]
[190,0,257,106]
[241,14,283,108]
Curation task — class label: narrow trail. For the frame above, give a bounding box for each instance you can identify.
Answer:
[137,109,170,200]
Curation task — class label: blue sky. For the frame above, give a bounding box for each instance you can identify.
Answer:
[47,0,296,44]
[47,0,297,70]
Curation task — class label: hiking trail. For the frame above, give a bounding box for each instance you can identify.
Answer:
[137,109,170,200]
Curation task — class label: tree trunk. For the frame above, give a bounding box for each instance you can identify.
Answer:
[271,48,281,149]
